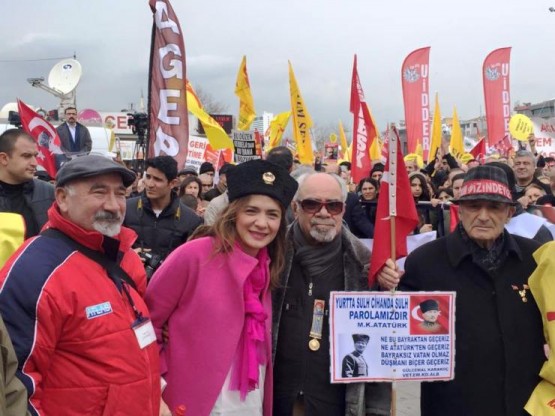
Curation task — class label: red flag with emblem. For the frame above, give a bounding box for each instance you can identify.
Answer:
[368,126,419,286]
[17,99,62,178]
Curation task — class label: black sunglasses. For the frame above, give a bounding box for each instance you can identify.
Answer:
[298,199,344,215]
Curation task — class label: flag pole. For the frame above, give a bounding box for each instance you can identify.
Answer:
[388,124,398,416]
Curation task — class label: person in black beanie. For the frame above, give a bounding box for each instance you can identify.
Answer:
[199,161,215,177]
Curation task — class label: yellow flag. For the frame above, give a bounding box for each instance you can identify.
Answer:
[429,92,442,162]
[266,111,291,150]
[415,139,423,158]
[288,61,314,164]
[186,80,234,150]
[367,104,382,161]
[449,106,464,158]
[339,120,349,161]
[525,242,555,415]
[235,55,256,131]
[108,129,116,153]
[0,213,25,268]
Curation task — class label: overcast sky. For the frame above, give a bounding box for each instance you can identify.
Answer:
[2,0,555,131]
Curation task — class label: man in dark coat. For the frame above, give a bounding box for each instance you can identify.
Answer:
[124,156,202,278]
[0,129,54,238]
[377,165,545,416]
[273,172,391,416]
[56,107,92,156]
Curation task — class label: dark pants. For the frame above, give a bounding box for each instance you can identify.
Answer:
[273,392,345,416]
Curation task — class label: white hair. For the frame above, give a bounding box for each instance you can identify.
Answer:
[295,172,348,202]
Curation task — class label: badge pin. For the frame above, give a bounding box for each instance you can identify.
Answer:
[262,172,275,185]
[511,284,529,303]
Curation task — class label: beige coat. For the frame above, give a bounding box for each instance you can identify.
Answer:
[0,315,28,416]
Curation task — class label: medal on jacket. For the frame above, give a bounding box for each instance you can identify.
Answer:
[309,299,325,351]
[511,284,530,303]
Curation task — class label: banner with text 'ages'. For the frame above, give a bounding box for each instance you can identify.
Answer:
[330,291,456,383]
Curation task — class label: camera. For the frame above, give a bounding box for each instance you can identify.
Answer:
[127,112,149,136]
[140,251,163,280]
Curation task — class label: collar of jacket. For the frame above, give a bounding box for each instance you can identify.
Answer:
[140,191,179,218]
[0,179,35,195]
[446,227,523,268]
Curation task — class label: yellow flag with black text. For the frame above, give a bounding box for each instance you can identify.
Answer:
[288,61,314,164]
[235,55,256,131]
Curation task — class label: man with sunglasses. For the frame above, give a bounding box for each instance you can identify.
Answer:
[273,172,391,416]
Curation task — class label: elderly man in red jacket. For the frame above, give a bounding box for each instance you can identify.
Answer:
[0,155,170,416]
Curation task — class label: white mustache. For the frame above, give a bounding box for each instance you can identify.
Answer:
[311,219,335,226]
[94,211,121,223]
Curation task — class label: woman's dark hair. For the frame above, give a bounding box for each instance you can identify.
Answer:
[409,172,431,201]
[179,176,203,198]
[356,177,380,200]
[436,188,453,198]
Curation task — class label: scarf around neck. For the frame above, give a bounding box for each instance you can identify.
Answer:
[458,222,507,272]
[229,246,269,400]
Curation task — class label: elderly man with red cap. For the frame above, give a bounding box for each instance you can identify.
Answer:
[378,165,546,416]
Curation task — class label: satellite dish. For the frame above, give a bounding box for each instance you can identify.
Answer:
[0,102,19,119]
[48,59,82,95]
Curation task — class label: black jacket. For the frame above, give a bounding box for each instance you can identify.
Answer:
[0,179,54,237]
[124,193,202,259]
[344,192,374,238]
[400,229,544,416]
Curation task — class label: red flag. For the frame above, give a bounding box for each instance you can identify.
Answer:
[350,54,376,184]
[449,204,459,232]
[368,127,419,286]
[491,134,512,157]
[148,0,189,168]
[469,137,486,162]
[17,99,62,178]
[401,47,431,156]
[483,47,511,146]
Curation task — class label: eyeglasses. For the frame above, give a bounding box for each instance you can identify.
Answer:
[298,199,344,215]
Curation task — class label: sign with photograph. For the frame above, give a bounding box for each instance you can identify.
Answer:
[330,291,456,383]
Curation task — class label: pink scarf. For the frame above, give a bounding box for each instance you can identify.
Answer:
[229,248,269,400]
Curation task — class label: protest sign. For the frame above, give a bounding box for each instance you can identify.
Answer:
[330,291,455,383]
[531,117,555,157]
[232,130,259,163]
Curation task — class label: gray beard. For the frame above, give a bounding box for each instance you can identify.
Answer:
[309,226,338,243]
[93,221,122,237]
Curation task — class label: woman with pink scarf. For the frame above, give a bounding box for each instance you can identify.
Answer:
[146,159,298,416]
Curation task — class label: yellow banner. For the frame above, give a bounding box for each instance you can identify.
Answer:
[266,111,291,150]
[288,61,314,164]
[339,120,350,161]
[234,55,256,131]
[367,104,382,161]
[450,106,464,158]
[186,80,234,150]
[526,242,555,415]
[429,92,442,162]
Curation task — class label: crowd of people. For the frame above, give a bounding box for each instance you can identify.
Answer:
[1,123,555,415]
